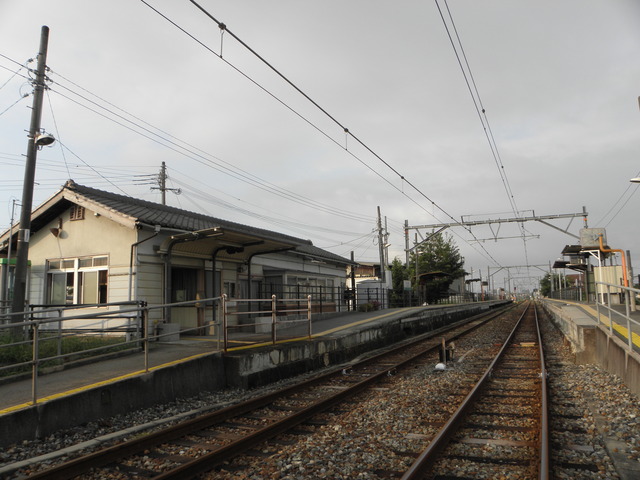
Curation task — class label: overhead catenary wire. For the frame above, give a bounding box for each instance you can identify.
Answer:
[139,0,503,268]
[436,0,520,217]
[5,34,463,261]
[435,0,530,270]
[0,18,498,268]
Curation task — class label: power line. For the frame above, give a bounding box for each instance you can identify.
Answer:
[172,176,374,238]
[55,140,132,197]
[595,169,640,227]
[44,90,71,177]
[139,0,503,267]
[0,64,28,91]
[47,77,373,223]
[0,92,28,117]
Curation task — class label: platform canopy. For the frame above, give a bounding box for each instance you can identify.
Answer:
[158,227,298,262]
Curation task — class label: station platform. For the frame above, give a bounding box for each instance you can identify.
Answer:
[542,298,640,351]
[541,298,640,397]
[0,301,505,447]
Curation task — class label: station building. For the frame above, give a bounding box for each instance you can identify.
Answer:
[0,180,354,332]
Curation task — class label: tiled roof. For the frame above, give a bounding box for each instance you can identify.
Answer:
[63,181,354,265]
[65,180,308,245]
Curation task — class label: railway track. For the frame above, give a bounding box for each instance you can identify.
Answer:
[23,304,520,480]
[402,301,548,479]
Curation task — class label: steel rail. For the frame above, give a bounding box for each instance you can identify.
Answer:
[535,302,550,480]
[401,301,537,480]
[151,306,521,480]
[26,304,516,480]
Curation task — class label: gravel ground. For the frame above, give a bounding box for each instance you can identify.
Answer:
[0,372,327,478]
[2,306,639,480]
[541,312,640,479]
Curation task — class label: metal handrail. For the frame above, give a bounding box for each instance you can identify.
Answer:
[1,293,315,407]
[1,301,146,405]
[594,281,639,352]
[221,294,312,352]
[0,297,225,406]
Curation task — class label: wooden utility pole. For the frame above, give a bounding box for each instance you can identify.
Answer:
[11,26,50,317]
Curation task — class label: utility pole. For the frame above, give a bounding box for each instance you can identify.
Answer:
[11,26,50,317]
[350,251,356,311]
[151,162,181,205]
[384,215,389,268]
[159,161,167,205]
[377,206,385,284]
[404,220,410,265]
[1,200,18,310]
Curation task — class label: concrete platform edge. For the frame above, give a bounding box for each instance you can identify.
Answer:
[0,352,226,448]
[541,299,640,397]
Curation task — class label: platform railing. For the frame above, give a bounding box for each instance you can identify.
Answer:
[1,293,317,407]
[0,298,226,407]
[221,294,312,352]
[594,281,640,352]
[0,301,146,406]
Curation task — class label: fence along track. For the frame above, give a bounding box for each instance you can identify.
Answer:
[23,305,516,480]
[402,301,549,480]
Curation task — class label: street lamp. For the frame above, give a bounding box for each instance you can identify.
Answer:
[630,178,640,183]
[34,132,55,148]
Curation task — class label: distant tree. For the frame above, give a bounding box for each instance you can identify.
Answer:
[540,273,552,297]
[390,257,407,306]
[540,273,573,296]
[407,233,465,304]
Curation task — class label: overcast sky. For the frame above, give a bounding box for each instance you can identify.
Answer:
[1,0,639,293]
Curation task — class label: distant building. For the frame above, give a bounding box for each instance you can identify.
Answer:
[347,261,391,308]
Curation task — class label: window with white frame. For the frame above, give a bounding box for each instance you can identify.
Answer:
[47,256,108,305]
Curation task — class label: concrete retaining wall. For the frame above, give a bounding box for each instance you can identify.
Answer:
[595,328,640,397]
[225,303,495,389]
[0,353,226,448]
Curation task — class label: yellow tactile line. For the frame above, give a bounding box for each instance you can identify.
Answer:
[0,351,213,415]
[546,299,640,347]
[1,307,417,415]
[223,307,417,352]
